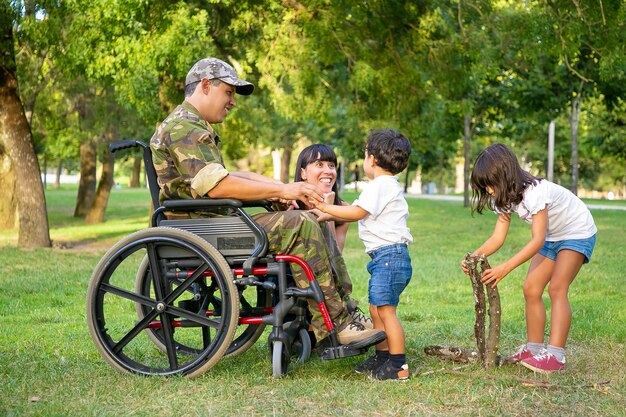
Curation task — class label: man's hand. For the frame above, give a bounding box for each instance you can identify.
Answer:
[281,182,324,204]
[268,198,299,210]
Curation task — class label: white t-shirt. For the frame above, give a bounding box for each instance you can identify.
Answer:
[353,175,413,252]
[498,179,597,241]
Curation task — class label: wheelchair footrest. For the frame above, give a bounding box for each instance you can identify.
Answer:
[319,345,369,360]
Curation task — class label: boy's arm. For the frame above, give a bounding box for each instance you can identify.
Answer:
[310,200,369,222]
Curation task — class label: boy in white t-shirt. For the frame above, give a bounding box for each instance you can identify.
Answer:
[309,129,413,381]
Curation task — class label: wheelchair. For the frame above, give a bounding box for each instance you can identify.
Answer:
[86,140,382,378]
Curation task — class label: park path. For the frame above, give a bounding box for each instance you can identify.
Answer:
[405,193,626,211]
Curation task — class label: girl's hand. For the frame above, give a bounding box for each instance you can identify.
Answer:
[480,263,511,288]
[460,259,470,275]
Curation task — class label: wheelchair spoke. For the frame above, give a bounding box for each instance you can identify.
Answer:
[159,312,179,370]
[167,305,222,329]
[100,282,155,306]
[146,242,167,301]
[112,309,160,354]
[161,263,210,306]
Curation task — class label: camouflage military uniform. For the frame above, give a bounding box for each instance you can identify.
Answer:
[150,102,349,339]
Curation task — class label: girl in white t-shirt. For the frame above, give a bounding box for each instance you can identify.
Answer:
[461,143,597,374]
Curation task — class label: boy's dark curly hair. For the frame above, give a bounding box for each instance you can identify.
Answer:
[366,129,411,175]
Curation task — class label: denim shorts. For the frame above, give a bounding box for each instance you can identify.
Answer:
[539,234,596,264]
[366,243,412,307]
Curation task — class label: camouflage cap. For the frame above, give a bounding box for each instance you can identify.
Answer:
[185,58,254,95]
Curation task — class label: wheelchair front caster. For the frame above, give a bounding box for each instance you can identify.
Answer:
[270,327,312,378]
[271,340,290,378]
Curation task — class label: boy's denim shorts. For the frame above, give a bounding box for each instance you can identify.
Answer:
[366,243,412,307]
[539,234,596,264]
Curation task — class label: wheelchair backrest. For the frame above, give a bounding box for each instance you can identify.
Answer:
[109,140,269,262]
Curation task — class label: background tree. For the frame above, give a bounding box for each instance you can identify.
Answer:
[1,1,51,247]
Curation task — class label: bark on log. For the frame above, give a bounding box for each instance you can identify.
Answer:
[423,345,480,363]
[464,253,501,369]
[464,253,486,361]
[481,257,501,369]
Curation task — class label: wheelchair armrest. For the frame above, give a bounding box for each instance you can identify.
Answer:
[162,198,243,211]
[241,200,274,211]
[162,199,273,211]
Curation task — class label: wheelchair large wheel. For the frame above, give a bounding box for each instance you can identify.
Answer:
[86,227,239,377]
[135,256,271,358]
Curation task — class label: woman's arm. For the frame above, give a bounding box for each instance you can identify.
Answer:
[481,208,548,287]
[334,221,350,252]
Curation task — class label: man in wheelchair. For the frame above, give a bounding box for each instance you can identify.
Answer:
[149,57,384,349]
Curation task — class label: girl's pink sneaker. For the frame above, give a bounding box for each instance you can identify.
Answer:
[520,350,565,373]
[506,345,534,363]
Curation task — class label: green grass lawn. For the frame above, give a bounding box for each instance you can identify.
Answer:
[0,187,625,416]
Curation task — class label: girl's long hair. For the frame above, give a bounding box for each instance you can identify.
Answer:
[293,144,342,209]
[470,143,539,214]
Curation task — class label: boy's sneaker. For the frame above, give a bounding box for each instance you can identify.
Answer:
[369,359,409,381]
[336,322,386,348]
[350,307,374,329]
[354,354,387,375]
[505,345,534,364]
[520,350,565,374]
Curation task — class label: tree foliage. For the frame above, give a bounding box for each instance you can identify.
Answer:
[4,0,626,245]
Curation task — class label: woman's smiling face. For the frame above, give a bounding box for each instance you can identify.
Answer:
[300,154,337,194]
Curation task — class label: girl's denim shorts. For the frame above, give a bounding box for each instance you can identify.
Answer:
[366,243,412,307]
[539,234,596,264]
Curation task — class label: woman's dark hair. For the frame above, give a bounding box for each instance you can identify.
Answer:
[470,143,540,214]
[294,144,342,209]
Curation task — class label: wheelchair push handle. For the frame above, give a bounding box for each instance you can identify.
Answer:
[109,139,148,153]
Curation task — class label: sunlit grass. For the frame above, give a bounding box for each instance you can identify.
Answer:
[0,187,624,416]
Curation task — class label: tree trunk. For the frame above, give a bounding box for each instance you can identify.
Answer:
[569,95,582,196]
[280,138,292,184]
[55,160,62,189]
[463,114,472,207]
[0,9,51,247]
[42,154,47,189]
[85,148,114,224]
[0,152,18,230]
[74,139,97,217]
[129,156,142,187]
